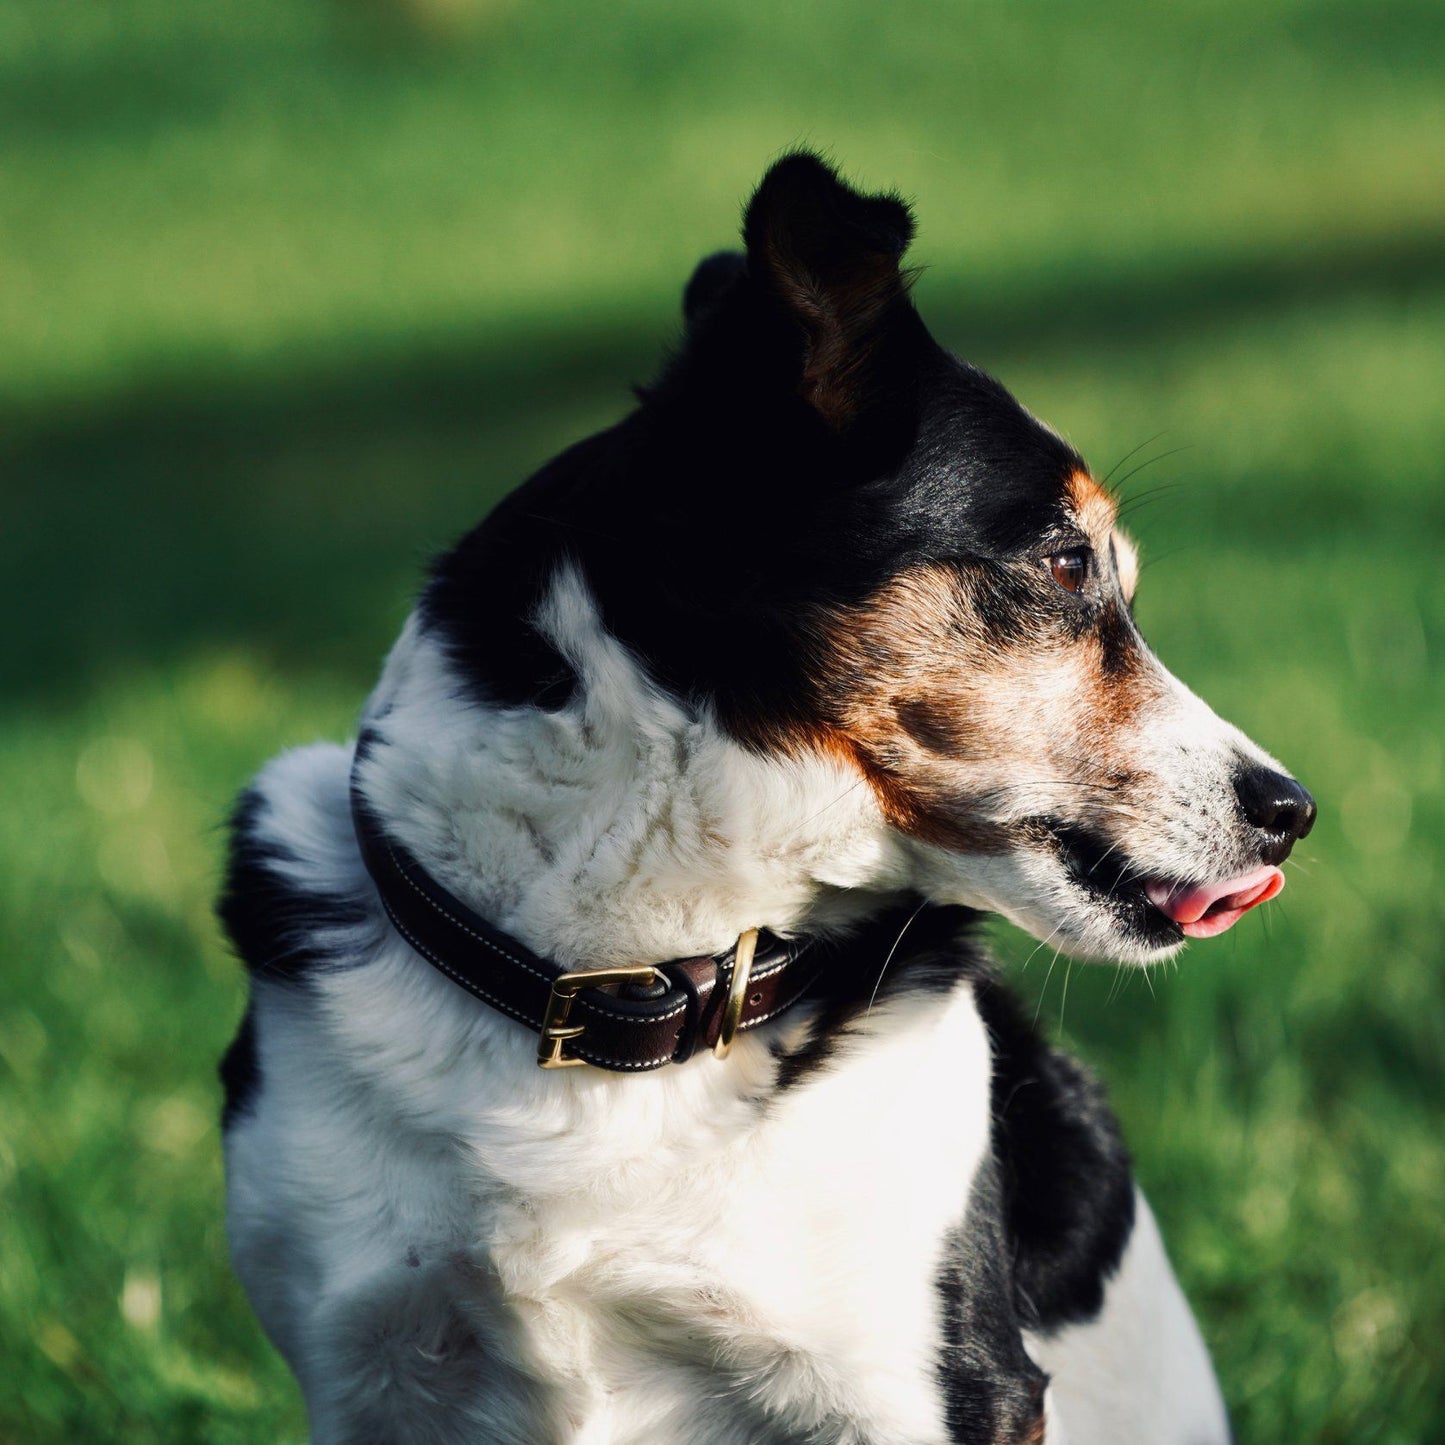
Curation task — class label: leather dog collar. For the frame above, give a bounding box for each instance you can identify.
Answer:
[350,776,825,1073]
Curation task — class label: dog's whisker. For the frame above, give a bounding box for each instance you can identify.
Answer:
[864,899,930,1018]
[1116,478,1185,508]
[785,775,872,838]
[1138,541,1206,571]
[1083,838,1127,878]
[1101,430,1171,489]
[1115,488,1186,522]
[1111,444,1195,494]
[1020,920,1067,973]
[1035,941,1067,1028]
[1106,960,1130,1006]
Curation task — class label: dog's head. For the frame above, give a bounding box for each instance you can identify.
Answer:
[428,152,1314,964]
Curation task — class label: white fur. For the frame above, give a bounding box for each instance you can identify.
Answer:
[225,569,1229,1442]
[1027,1193,1230,1444]
[226,739,992,1442]
[356,565,914,971]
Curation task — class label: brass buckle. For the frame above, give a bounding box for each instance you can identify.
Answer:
[537,964,668,1070]
[713,928,760,1060]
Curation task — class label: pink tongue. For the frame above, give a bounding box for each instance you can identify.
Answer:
[1144,865,1285,939]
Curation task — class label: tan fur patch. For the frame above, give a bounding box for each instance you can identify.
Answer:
[1019,1410,1048,1445]
[1066,470,1118,542]
[1113,527,1140,604]
[801,562,1166,849]
[1070,469,1141,606]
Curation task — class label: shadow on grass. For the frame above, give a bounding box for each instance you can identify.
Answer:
[5,222,1443,705]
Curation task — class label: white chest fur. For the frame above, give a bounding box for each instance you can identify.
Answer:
[228,918,992,1445]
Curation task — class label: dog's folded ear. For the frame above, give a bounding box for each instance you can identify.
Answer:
[743,151,916,428]
[683,250,747,329]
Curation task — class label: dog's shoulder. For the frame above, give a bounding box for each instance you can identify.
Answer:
[217,741,368,979]
[769,910,1138,1439]
[933,959,1138,1443]
[215,741,372,1126]
[773,906,1136,1341]
[973,975,1137,1331]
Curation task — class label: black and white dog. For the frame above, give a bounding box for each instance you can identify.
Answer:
[219,154,1315,1444]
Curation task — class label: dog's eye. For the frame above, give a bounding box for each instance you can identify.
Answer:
[1047,548,1091,594]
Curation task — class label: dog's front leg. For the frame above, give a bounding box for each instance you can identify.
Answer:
[1024,1191,1229,1445]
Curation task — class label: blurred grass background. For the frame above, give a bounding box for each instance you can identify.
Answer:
[1,0,1442,1440]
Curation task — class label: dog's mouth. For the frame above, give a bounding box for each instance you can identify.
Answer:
[1141,865,1285,938]
[1045,822,1286,946]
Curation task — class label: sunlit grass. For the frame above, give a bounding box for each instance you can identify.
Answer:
[3,0,1444,405]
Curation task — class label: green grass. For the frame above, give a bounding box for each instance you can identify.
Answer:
[2,1,1442,1439]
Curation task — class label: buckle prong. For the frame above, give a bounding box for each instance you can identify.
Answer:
[714,928,760,1060]
[537,964,668,1069]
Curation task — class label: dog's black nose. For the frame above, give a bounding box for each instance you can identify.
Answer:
[1234,765,1316,859]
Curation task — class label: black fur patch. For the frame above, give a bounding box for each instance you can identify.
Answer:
[219,1004,260,1131]
[418,152,1089,735]
[974,975,1137,1330]
[1095,598,1142,678]
[216,787,368,985]
[937,1157,1050,1444]
[773,901,980,1089]
[420,432,591,714]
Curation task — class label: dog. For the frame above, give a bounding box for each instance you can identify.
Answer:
[218,152,1315,1444]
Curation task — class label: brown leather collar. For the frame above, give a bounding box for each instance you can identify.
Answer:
[350,782,826,1073]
